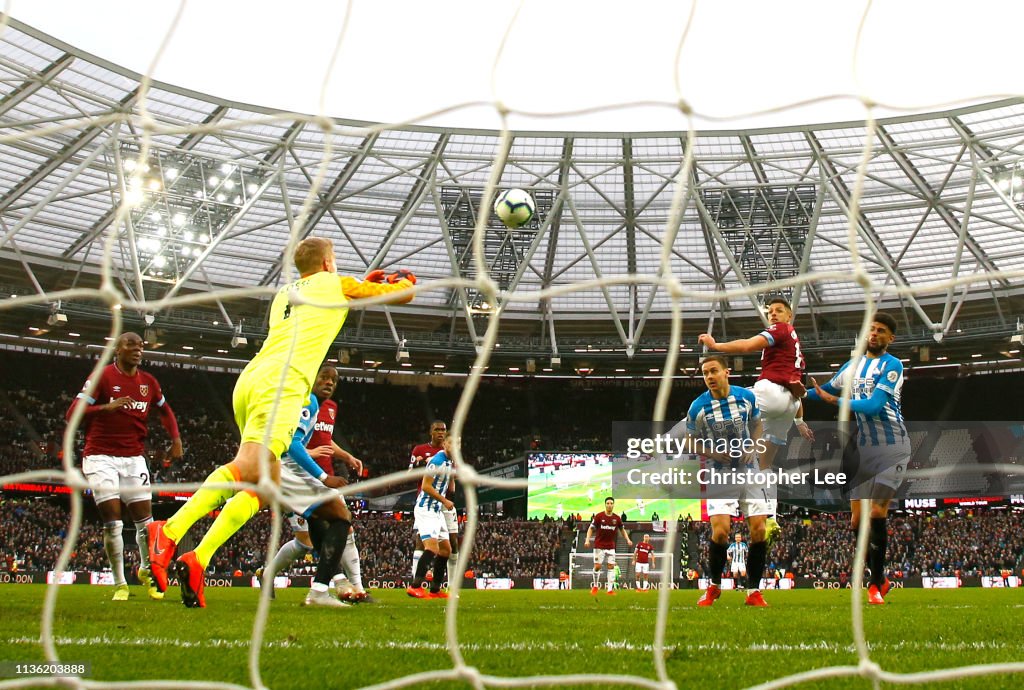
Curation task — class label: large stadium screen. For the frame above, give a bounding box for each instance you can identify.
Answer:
[527,452,701,520]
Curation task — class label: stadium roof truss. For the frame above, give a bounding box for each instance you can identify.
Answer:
[0,18,1022,364]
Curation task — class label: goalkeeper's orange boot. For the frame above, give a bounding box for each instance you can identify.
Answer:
[428,590,450,599]
[406,585,428,599]
[867,584,885,605]
[881,577,892,598]
[697,583,721,607]
[745,590,769,607]
[147,520,176,594]
[175,551,206,608]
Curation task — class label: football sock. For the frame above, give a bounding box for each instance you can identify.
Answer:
[592,570,602,587]
[163,465,239,543]
[709,540,728,586]
[268,538,312,578]
[193,490,260,569]
[448,548,458,575]
[414,550,436,587]
[103,520,125,586]
[342,534,363,591]
[430,554,448,594]
[412,549,423,577]
[747,541,767,592]
[607,569,615,591]
[314,519,351,587]
[133,516,152,569]
[869,517,888,587]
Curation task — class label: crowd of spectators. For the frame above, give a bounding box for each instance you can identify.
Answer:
[684,507,1024,581]
[0,498,566,581]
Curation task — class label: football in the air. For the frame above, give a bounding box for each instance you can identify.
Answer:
[493,188,536,228]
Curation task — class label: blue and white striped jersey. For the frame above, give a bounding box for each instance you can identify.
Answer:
[281,397,324,479]
[415,449,453,512]
[727,541,749,567]
[825,353,908,447]
[686,385,760,469]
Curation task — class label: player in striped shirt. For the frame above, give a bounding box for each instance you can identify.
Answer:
[727,533,749,588]
[806,312,907,605]
[407,434,455,599]
[674,354,771,607]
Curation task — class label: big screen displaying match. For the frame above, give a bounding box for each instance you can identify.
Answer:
[526,452,701,520]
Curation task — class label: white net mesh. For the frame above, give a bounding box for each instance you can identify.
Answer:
[2,1,1024,688]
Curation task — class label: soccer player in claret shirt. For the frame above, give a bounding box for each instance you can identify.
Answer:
[806,312,908,605]
[674,354,771,607]
[632,533,656,591]
[147,237,415,608]
[65,332,183,601]
[698,297,814,542]
[584,497,632,595]
[407,434,456,600]
[409,420,449,577]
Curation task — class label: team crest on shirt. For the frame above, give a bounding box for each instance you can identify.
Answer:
[328,408,335,420]
[139,384,149,397]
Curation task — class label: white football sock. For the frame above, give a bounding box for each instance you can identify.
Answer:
[268,538,312,578]
[341,534,363,592]
[134,516,152,569]
[103,520,125,586]
[412,549,423,577]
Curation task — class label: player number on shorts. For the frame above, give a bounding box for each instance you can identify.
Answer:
[140,472,149,485]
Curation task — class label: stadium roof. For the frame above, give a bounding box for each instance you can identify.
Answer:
[0,16,1022,374]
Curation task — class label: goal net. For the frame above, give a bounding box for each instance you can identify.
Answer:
[2,2,1024,690]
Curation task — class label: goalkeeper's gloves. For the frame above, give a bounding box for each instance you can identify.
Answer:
[364,269,387,283]
[386,269,417,285]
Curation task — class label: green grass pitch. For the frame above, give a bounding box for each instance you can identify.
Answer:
[1,585,1022,689]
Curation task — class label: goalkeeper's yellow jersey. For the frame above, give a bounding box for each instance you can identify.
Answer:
[244,270,412,390]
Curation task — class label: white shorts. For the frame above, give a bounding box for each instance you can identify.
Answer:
[414,505,450,542]
[593,548,616,567]
[751,379,800,445]
[286,513,308,534]
[706,497,773,518]
[850,441,910,499]
[82,454,151,505]
[442,506,459,535]
[278,463,339,519]
[730,563,746,575]
[635,562,650,574]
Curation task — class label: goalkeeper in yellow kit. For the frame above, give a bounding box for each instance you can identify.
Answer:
[147,237,415,607]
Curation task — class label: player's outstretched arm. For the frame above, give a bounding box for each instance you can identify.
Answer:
[340,271,416,305]
[697,333,769,354]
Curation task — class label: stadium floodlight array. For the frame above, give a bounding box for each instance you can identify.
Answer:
[4,3,1024,690]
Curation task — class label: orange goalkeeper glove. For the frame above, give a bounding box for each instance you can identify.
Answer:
[364,269,387,283]
[386,269,416,285]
